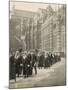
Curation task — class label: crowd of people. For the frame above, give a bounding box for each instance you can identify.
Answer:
[9,48,61,81]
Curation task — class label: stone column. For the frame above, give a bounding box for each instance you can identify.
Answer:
[30,19,34,49]
[20,18,26,50]
[49,22,53,53]
[56,16,61,55]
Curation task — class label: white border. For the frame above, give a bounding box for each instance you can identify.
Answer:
[0,0,68,90]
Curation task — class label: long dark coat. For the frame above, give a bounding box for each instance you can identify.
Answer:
[38,55,44,67]
[23,54,32,76]
[15,56,23,75]
[9,55,15,80]
[32,54,37,67]
[27,54,32,75]
[23,56,27,75]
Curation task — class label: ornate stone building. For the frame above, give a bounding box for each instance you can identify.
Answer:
[40,5,66,56]
[10,5,66,56]
[9,9,40,51]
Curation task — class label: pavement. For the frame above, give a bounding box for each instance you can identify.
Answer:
[9,58,66,89]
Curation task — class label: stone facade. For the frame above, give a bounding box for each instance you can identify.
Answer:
[10,5,66,56]
[40,5,66,56]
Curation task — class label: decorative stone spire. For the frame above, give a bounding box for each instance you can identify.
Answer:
[46,5,54,17]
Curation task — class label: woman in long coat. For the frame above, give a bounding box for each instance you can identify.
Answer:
[15,55,23,77]
[9,54,16,80]
[23,53,28,78]
[38,54,45,69]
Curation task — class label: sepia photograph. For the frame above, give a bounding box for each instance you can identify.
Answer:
[9,1,66,89]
